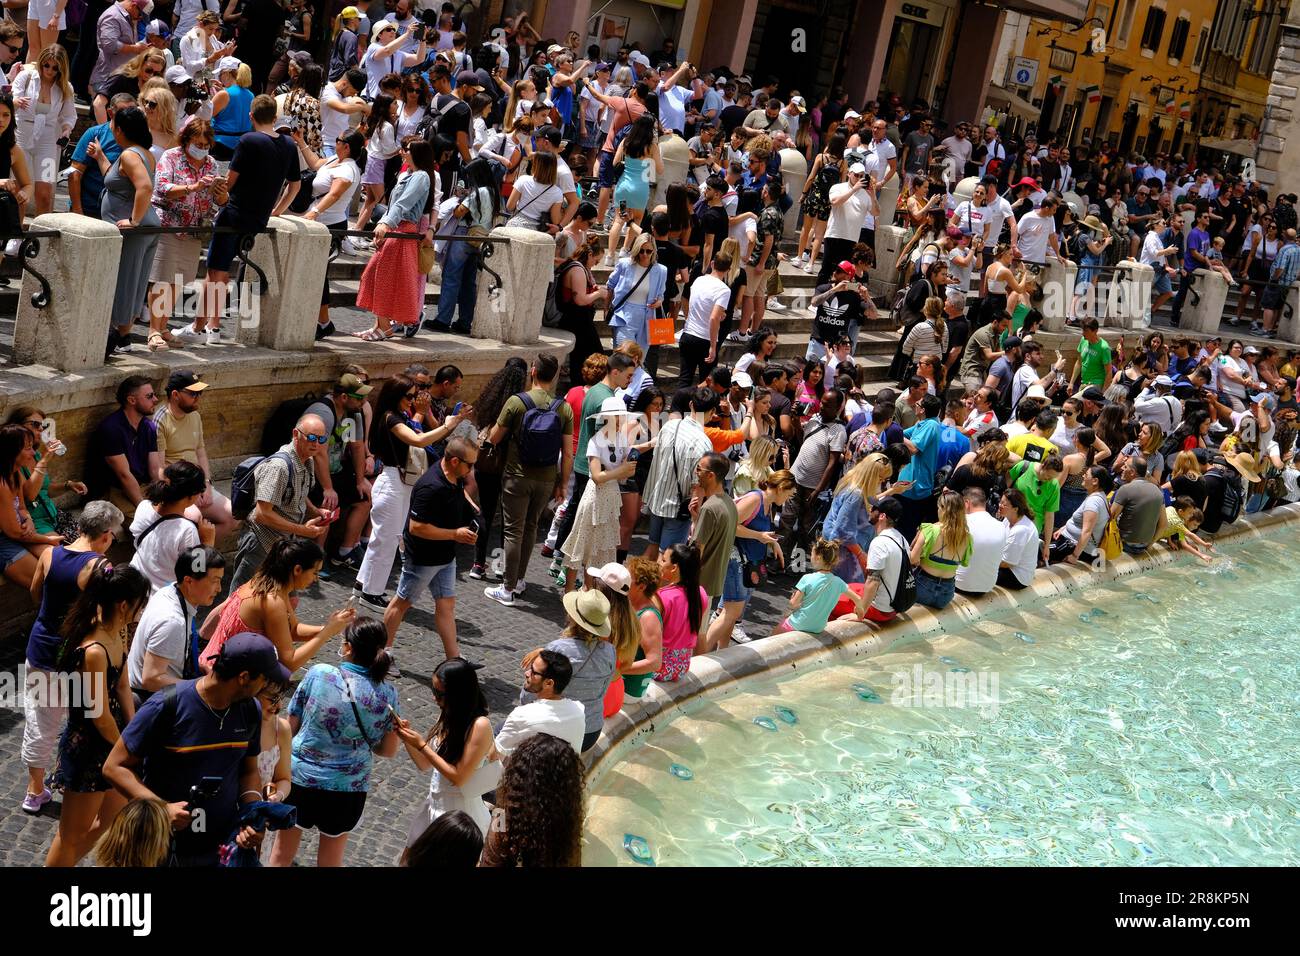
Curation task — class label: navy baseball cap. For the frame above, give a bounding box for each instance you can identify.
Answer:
[216,633,292,684]
[868,496,903,522]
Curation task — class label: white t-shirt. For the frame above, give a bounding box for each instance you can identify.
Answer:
[580,81,605,125]
[507,176,563,228]
[585,430,631,471]
[1011,364,1045,409]
[683,273,731,340]
[494,698,586,756]
[826,182,874,242]
[979,196,1014,248]
[950,199,984,238]
[127,583,193,689]
[368,120,399,160]
[310,158,361,225]
[1001,420,1030,440]
[1002,515,1039,586]
[1017,210,1055,263]
[657,83,692,134]
[1051,419,1078,455]
[554,155,576,196]
[362,45,406,99]
[954,510,1006,594]
[397,103,426,141]
[1140,229,1169,267]
[320,83,359,147]
[866,527,908,612]
[864,136,896,183]
[724,189,751,258]
[129,502,201,594]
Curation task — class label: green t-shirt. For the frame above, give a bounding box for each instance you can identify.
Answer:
[1010,459,1060,534]
[573,382,615,477]
[496,387,575,482]
[1077,336,1112,387]
[917,521,973,575]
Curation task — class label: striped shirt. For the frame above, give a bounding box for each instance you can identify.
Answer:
[643,418,713,519]
[1271,242,1300,287]
[902,320,948,360]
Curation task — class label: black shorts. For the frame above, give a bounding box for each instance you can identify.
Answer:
[1262,284,1287,310]
[284,784,368,837]
[308,459,364,510]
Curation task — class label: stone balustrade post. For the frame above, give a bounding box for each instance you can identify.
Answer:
[14,213,122,372]
[869,224,909,293]
[1038,257,1077,332]
[1180,269,1229,335]
[1274,281,1300,342]
[1103,259,1154,330]
[778,147,808,238]
[472,227,555,345]
[233,216,332,351]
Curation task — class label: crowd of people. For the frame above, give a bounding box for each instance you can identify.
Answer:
[5,6,1300,870]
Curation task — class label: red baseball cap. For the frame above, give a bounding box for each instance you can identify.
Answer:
[836,260,856,277]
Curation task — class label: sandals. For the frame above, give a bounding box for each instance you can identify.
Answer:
[352,327,395,342]
[147,331,170,351]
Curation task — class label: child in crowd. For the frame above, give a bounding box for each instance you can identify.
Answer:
[1206,236,1239,287]
[773,538,866,636]
[1159,496,1215,563]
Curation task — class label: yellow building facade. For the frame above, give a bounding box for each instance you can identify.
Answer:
[1011,0,1278,160]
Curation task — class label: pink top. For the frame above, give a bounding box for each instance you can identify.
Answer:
[200,585,263,671]
[657,584,708,652]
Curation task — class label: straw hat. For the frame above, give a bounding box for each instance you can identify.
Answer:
[1225,451,1263,484]
[562,589,612,638]
[588,396,636,420]
[1080,214,1109,236]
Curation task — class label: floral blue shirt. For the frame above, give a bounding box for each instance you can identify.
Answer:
[288,662,398,792]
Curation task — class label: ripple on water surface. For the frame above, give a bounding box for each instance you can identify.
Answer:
[586,539,1300,866]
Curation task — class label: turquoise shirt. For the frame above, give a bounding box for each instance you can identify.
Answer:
[788,571,850,633]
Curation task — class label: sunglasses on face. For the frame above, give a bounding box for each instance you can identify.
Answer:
[404,391,418,400]
[4,43,22,54]
[142,100,158,109]
[296,430,328,444]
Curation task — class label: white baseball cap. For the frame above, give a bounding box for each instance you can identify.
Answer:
[217,56,241,75]
[844,110,862,120]
[587,562,631,594]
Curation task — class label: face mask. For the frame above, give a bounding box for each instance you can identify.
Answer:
[187,145,210,162]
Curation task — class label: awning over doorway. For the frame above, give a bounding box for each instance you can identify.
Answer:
[1001,0,1089,21]
[986,83,1039,121]
[1200,137,1257,158]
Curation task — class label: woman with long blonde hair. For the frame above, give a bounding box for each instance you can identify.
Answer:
[909,489,973,609]
[599,575,642,717]
[139,84,178,161]
[93,49,169,123]
[824,452,911,582]
[13,44,76,214]
[734,436,777,496]
[94,797,171,867]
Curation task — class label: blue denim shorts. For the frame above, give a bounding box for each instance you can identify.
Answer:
[0,534,29,571]
[1152,270,1172,295]
[722,555,752,604]
[914,567,956,610]
[396,554,457,601]
[598,149,618,188]
[648,514,691,550]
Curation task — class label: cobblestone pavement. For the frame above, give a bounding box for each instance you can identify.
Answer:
[0,501,790,867]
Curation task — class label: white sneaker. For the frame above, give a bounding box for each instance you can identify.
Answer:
[172,324,204,343]
[512,580,527,596]
[341,237,371,256]
[725,330,743,342]
[768,298,787,312]
[798,251,809,263]
[204,328,222,346]
[731,625,752,644]
[3,238,22,257]
[484,584,515,606]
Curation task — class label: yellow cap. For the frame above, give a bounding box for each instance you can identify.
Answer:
[339,6,361,20]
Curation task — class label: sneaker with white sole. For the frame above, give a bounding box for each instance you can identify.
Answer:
[798,251,809,263]
[484,584,515,606]
[204,328,223,346]
[731,624,752,644]
[21,788,52,814]
[512,580,526,596]
[172,324,204,343]
[725,330,743,342]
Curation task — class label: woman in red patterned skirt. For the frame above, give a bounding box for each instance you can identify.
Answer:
[354,139,437,341]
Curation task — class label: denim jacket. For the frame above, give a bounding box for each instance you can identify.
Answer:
[823,488,876,556]
[605,258,667,343]
[381,170,432,228]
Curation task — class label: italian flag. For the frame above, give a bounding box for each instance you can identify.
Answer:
[1083,85,1101,103]
[1165,100,1176,114]
[1048,75,1066,91]
[1179,101,1191,120]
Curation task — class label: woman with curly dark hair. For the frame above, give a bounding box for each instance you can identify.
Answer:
[470,357,531,580]
[480,732,584,867]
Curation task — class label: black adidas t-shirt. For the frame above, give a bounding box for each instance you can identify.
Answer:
[811,283,866,344]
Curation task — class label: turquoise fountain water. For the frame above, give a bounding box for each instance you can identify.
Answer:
[585,534,1300,866]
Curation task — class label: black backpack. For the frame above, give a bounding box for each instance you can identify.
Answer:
[1220,470,1244,525]
[231,451,296,521]
[260,394,319,455]
[514,393,566,467]
[879,533,917,614]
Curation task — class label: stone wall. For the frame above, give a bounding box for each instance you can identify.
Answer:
[1255,12,1300,197]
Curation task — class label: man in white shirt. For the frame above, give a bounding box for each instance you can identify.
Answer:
[977,125,1005,179]
[978,176,1016,256]
[1133,375,1183,432]
[859,496,909,622]
[679,253,733,385]
[320,69,369,157]
[127,547,225,698]
[1016,193,1063,264]
[954,487,1007,596]
[817,161,877,284]
[656,60,694,135]
[865,117,897,188]
[961,386,1000,441]
[495,649,586,755]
